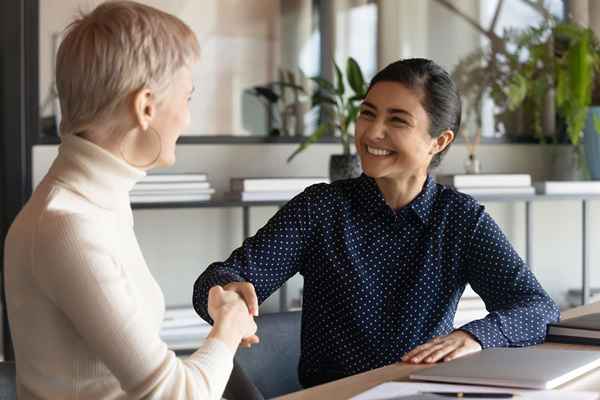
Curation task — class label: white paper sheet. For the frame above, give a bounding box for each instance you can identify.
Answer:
[350,382,599,400]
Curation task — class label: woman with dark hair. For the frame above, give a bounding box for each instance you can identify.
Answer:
[193,58,559,388]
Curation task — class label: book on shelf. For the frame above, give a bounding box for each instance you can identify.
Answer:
[130,193,212,203]
[133,181,212,191]
[453,308,488,328]
[131,188,215,196]
[546,313,600,345]
[462,284,479,298]
[231,177,329,192]
[455,186,535,196]
[142,173,208,183]
[458,297,486,311]
[227,191,301,201]
[535,181,600,195]
[436,174,532,188]
[160,307,212,350]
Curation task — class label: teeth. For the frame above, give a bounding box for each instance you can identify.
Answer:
[367,146,392,156]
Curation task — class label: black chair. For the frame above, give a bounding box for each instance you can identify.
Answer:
[224,311,302,400]
[0,362,16,400]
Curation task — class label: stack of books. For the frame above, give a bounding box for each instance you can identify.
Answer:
[453,285,488,328]
[535,181,600,195]
[547,313,600,346]
[160,306,211,351]
[436,174,534,196]
[130,173,214,204]
[228,177,329,201]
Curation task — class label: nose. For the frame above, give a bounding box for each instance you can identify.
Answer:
[364,119,386,141]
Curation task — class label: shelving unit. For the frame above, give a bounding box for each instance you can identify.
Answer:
[132,198,290,312]
[461,193,599,306]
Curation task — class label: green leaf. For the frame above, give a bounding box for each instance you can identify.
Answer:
[310,77,336,93]
[346,57,366,97]
[334,61,345,96]
[507,74,527,110]
[311,92,338,108]
[343,105,360,137]
[287,123,331,162]
[348,94,363,104]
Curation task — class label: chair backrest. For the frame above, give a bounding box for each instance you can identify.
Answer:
[0,362,16,400]
[224,311,302,400]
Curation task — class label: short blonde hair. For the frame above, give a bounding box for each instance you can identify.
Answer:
[56,1,200,136]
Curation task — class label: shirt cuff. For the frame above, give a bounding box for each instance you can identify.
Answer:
[459,316,510,349]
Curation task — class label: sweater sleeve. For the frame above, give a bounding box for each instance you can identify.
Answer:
[459,209,560,348]
[32,211,233,400]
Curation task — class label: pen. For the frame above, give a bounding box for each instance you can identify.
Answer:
[421,392,514,398]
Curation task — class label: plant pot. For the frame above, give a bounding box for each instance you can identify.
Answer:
[329,154,362,182]
[552,145,585,181]
[583,106,600,180]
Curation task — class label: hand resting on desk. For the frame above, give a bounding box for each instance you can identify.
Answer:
[401,330,482,364]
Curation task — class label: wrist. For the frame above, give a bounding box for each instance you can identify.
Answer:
[208,322,243,353]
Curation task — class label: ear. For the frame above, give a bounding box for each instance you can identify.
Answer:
[431,129,455,155]
[132,88,156,131]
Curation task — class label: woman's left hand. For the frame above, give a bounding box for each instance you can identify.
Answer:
[401,330,482,364]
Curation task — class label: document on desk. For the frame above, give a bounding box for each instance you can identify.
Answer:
[350,382,599,400]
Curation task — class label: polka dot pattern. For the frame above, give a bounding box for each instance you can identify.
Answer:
[193,174,559,387]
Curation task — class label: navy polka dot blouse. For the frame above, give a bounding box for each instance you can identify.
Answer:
[193,174,559,388]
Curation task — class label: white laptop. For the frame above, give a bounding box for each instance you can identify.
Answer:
[409,348,600,389]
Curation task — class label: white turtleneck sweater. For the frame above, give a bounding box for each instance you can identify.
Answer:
[4,134,233,400]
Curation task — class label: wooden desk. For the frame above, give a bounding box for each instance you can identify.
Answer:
[276,303,600,400]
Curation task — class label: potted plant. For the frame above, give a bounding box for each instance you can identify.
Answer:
[287,57,367,181]
[449,1,600,179]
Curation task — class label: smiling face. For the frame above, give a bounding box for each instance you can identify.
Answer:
[355,81,442,180]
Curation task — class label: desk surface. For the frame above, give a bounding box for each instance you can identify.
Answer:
[275,302,600,400]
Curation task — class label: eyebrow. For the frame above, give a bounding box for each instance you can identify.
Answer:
[361,101,415,119]
[190,86,195,94]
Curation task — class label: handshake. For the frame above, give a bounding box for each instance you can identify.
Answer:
[206,282,261,352]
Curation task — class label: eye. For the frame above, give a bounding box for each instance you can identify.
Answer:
[359,109,375,118]
[390,117,408,126]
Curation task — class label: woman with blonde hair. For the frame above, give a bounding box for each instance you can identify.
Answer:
[4,1,257,399]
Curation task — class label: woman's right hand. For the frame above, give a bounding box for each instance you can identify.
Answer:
[207,285,259,352]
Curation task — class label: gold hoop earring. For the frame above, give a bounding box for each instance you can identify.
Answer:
[120,126,162,168]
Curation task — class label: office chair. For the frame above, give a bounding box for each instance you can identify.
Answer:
[0,362,16,400]
[224,311,302,400]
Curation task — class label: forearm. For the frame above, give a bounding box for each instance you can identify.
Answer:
[460,294,559,348]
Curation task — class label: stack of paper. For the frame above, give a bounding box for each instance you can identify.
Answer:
[436,174,534,196]
[160,306,211,350]
[351,382,598,400]
[130,173,215,203]
[228,177,329,201]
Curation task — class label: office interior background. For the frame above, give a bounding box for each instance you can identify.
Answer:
[2,0,600,358]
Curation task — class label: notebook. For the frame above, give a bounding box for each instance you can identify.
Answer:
[409,348,600,389]
[547,313,600,345]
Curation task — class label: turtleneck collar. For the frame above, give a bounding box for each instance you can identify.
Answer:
[47,134,146,224]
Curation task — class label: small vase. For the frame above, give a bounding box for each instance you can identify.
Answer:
[464,154,481,174]
[329,154,362,182]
